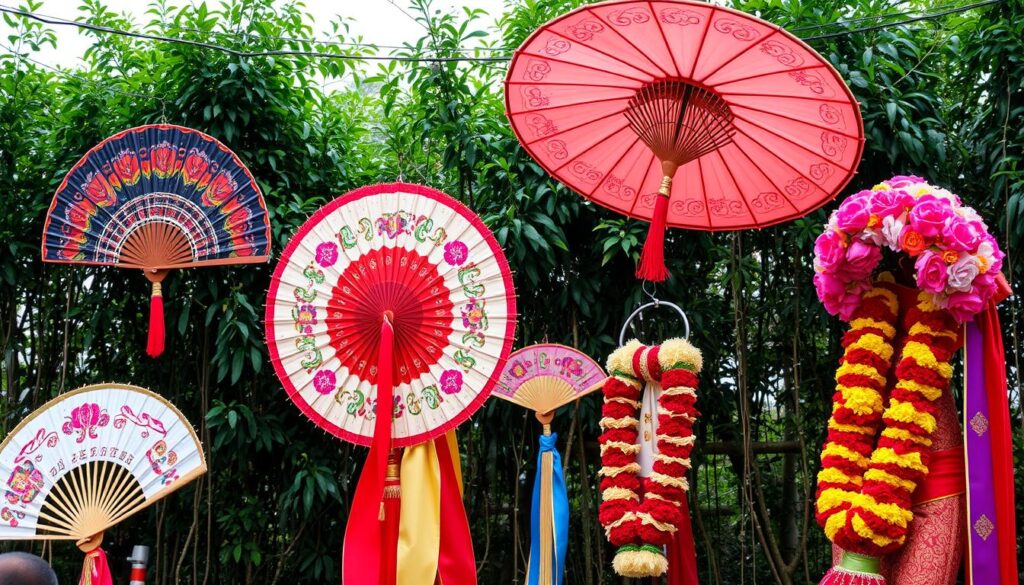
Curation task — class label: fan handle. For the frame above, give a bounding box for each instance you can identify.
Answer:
[76,531,103,553]
[535,410,554,436]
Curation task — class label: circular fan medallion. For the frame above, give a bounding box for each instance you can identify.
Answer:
[265,183,517,447]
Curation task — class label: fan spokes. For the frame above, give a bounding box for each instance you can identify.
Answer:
[118,220,196,269]
[36,461,144,540]
[624,80,736,169]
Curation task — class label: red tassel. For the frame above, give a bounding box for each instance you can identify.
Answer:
[636,177,671,282]
[79,548,113,585]
[146,281,165,358]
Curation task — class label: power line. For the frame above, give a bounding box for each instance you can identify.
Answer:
[0,2,513,54]
[0,0,1004,64]
[788,0,976,33]
[0,5,507,63]
[803,0,1001,40]
[0,41,169,104]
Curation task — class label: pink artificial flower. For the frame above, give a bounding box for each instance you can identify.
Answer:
[880,215,905,251]
[907,195,952,238]
[945,290,986,323]
[915,250,949,294]
[942,216,985,252]
[842,239,882,280]
[833,193,873,232]
[977,236,1005,274]
[814,273,863,320]
[868,188,913,220]
[886,175,926,189]
[814,230,846,273]
[973,270,998,298]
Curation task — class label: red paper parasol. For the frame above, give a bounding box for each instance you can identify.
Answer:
[505,0,864,280]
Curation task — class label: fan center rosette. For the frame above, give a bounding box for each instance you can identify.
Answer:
[265,183,517,447]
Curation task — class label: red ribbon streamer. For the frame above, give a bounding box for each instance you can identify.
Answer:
[435,434,477,585]
[342,316,395,585]
[666,496,699,585]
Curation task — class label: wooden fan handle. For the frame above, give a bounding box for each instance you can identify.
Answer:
[535,410,554,435]
[143,268,169,285]
[76,531,103,553]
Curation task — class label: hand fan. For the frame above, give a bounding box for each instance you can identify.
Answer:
[265,182,517,585]
[41,124,271,357]
[0,383,205,584]
[494,343,606,415]
[492,344,606,585]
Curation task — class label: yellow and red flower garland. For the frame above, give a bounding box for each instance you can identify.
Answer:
[815,280,959,582]
[597,339,701,577]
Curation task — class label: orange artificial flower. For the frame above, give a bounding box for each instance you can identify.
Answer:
[899,230,926,256]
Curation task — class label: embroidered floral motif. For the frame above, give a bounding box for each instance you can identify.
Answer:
[1,507,25,527]
[62,403,110,443]
[444,241,469,266]
[461,299,488,331]
[316,242,339,267]
[376,211,417,239]
[5,462,44,505]
[147,440,180,486]
[440,370,463,395]
[313,370,337,395]
[970,411,989,436]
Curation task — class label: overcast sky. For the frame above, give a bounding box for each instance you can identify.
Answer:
[1,0,506,68]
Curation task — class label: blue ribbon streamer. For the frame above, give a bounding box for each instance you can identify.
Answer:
[528,432,569,585]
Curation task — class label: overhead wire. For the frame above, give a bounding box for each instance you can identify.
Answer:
[0,0,1005,64]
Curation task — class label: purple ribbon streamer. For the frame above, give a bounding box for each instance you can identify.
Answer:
[965,321,998,583]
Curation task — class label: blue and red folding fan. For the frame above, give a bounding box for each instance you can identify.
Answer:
[41,124,271,356]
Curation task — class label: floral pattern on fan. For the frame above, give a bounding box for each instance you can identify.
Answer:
[112,405,168,438]
[62,404,110,443]
[5,462,44,506]
[42,125,270,267]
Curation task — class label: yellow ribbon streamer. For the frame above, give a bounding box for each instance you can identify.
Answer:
[396,438,441,585]
[396,430,464,585]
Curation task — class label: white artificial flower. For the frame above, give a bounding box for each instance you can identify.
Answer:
[947,253,980,292]
[858,227,884,247]
[880,215,904,251]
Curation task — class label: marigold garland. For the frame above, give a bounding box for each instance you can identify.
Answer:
[815,280,960,583]
[597,338,702,577]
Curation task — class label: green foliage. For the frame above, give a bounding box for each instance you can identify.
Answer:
[0,0,1021,583]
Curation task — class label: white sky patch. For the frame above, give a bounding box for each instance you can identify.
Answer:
[0,0,504,68]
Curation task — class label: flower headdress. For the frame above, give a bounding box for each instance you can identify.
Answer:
[813,176,1003,322]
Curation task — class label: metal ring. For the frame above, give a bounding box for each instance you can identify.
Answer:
[618,301,690,346]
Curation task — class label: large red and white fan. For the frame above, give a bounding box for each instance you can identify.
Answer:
[0,383,205,583]
[265,182,517,447]
[41,125,272,357]
[265,182,516,585]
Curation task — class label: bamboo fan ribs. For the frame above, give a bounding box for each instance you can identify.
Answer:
[624,81,736,175]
